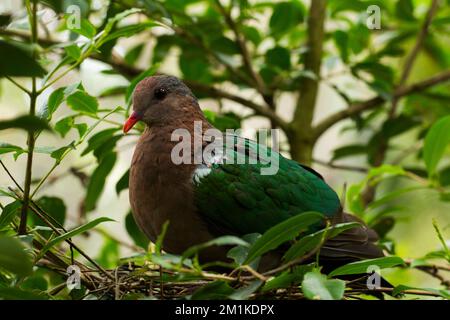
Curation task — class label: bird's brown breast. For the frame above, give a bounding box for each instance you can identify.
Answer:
[128,126,227,260]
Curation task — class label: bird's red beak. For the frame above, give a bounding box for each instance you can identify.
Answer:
[123,111,142,134]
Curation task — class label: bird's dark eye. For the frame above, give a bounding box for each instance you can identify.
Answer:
[154,87,167,100]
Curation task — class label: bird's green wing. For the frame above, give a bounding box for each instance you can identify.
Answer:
[193,135,341,236]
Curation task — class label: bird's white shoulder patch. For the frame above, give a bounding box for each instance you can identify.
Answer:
[192,164,212,184]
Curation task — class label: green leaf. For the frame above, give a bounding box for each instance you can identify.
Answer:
[0,287,49,300]
[179,54,210,83]
[191,281,235,300]
[0,40,45,77]
[37,217,114,260]
[54,116,74,137]
[209,36,240,55]
[244,212,324,264]
[64,44,81,60]
[155,220,170,255]
[0,14,11,27]
[125,43,145,66]
[0,236,33,276]
[439,165,450,186]
[182,236,249,261]
[348,24,371,56]
[0,142,25,156]
[21,275,48,291]
[40,83,80,121]
[103,8,143,36]
[395,0,415,21]
[81,128,120,160]
[69,18,97,39]
[46,87,66,118]
[332,144,367,162]
[283,222,361,262]
[262,265,312,292]
[0,201,21,230]
[266,46,291,70]
[269,1,305,36]
[0,115,51,133]
[125,212,149,250]
[302,271,345,300]
[51,143,75,162]
[97,238,119,268]
[227,233,260,266]
[367,164,405,181]
[85,152,117,212]
[333,30,349,63]
[423,115,450,177]
[203,110,241,131]
[367,186,423,212]
[241,26,261,46]
[115,169,129,195]
[329,256,405,277]
[100,22,158,45]
[66,90,99,115]
[29,196,66,239]
[152,35,176,64]
[229,280,262,300]
[432,219,449,261]
[393,285,450,299]
[75,123,88,138]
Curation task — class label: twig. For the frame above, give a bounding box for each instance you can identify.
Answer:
[213,0,267,95]
[360,0,442,205]
[262,246,320,277]
[313,158,368,173]
[11,188,114,280]
[396,0,440,92]
[5,76,30,94]
[347,287,445,298]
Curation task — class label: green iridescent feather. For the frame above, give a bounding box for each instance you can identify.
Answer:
[193,135,341,235]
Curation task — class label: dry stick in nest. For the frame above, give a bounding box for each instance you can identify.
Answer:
[10,219,100,292]
[10,187,113,280]
[1,157,112,280]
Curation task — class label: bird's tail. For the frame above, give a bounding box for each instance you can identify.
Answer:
[319,209,384,262]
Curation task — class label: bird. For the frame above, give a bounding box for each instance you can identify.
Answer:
[123,75,384,271]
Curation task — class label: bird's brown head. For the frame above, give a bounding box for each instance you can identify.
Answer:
[123,75,198,133]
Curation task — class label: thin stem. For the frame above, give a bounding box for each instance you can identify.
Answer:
[37,50,91,94]
[30,107,120,197]
[19,0,38,235]
[5,76,31,95]
[313,158,368,173]
[30,161,58,199]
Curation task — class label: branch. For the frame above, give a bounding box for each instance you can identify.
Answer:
[19,0,38,235]
[213,0,267,96]
[185,80,289,131]
[313,70,450,139]
[313,158,368,173]
[291,0,326,132]
[398,0,440,87]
